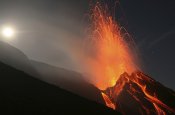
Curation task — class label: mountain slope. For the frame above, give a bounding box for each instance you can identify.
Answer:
[0,62,119,115]
[102,71,175,115]
[30,60,105,104]
[0,41,104,104]
[0,61,120,115]
[0,41,38,76]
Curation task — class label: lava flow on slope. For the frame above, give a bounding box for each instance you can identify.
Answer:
[102,71,175,115]
[85,2,175,115]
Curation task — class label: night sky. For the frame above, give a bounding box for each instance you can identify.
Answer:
[0,0,174,89]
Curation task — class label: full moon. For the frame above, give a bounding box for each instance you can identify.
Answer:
[2,26,15,38]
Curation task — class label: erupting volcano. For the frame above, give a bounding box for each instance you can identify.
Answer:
[86,2,138,90]
[85,2,175,115]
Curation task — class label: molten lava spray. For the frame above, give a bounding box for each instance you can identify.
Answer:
[85,2,175,115]
[86,2,138,90]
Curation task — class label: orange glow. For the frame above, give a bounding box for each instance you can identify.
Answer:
[87,2,137,90]
[102,71,175,114]
[101,92,116,110]
[86,2,175,114]
[153,103,166,115]
[132,73,175,114]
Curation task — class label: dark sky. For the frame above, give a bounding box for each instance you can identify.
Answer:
[119,0,175,90]
[0,0,175,89]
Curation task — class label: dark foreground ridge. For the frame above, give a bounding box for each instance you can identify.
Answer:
[0,61,121,115]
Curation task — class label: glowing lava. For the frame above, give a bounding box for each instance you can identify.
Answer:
[86,2,175,115]
[87,2,138,90]
[101,92,116,110]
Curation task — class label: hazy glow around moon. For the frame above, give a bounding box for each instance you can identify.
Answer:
[2,26,15,38]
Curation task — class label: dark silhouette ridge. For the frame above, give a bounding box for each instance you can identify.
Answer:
[0,61,121,115]
[0,41,105,104]
[30,60,105,104]
[0,41,38,76]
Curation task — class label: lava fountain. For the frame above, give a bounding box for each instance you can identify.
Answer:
[84,2,175,115]
[84,1,138,110]
[85,2,138,90]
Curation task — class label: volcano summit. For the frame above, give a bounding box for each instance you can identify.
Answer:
[101,71,175,115]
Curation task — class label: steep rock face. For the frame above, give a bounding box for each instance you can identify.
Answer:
[102,71,175,115]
